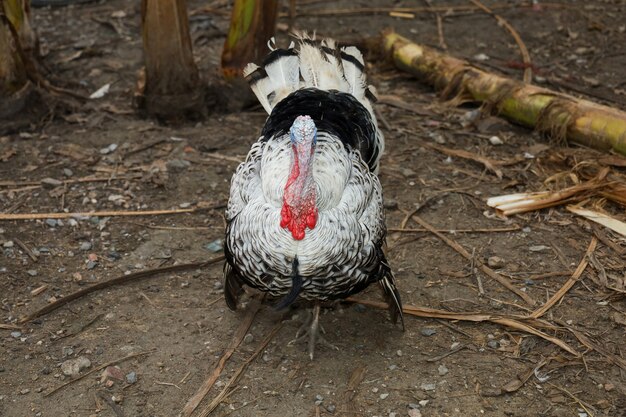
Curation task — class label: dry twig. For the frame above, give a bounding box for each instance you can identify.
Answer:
[19,256,225,323]
[469,0,533,83]
[181,297,263,417]
[529,237,597,319]
[197,321,282,417]
[409,214,535,305]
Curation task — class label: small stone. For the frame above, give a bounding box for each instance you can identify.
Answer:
[529,245,550,252]
[166,159,190,172]
[213,280,223,290]
[371,387,379,393]
[204,239,223,253]
[63,168,74,177]
[408,409,422,417]
[262,353,271,362]
[438,364,448,375]
[79,242,92,251]
[99,144,118,155]
[383,199,398,210]
[86,260,98,270]
[179,202,192,208]
[379,393,389,400]
[112,394,123,403]
[41,178,63,188]
[45,219,58,227]
[3,240,14,248]
[396,350,403,357]
[101,366,125,383]
[473,53,490,61]
[419,400,429,407]
[487,256,505,269]
[420,382,436,391]
[604,383,615,392]
[522,227,531,233]
[420,328,437,337]
[408,403,420,409]
[61,356,91,377]
[388,364,398,371]
[125,371,137,384]
[489,136,503,145]
[389,413,397,417]
[62,346,74,357]
[26,270,38,277]
[11,331,22,338]
[487,340,500,349]
[326,404,336,413]
[243,333,255,344]
[20,388,30,395]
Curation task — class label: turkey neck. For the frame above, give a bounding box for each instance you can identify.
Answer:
[280,141,318,240]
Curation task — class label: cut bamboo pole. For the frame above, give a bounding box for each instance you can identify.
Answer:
[382,31,626,156]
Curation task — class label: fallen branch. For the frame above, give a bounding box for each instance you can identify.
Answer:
[529,237,597,319]
[345,297,579,356]
[409,214,536,306]
[19,256,225,323]
[1,202,224,221]
[196,320,282,417]
[382,31,626,156]
[45,350,154,397]
[181,297,262,417]
[423,142,503,178]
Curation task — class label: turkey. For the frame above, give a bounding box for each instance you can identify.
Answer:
[223,35,404,359]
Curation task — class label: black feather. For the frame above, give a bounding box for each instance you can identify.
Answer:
[274,258,303,310]
[261,88,379,172]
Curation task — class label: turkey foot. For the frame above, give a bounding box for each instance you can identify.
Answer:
[288,303,338,360]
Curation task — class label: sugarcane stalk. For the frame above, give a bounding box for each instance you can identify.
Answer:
[221,0,278,79]
[382,31,626,157]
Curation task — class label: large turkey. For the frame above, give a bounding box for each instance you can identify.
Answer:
[224,35,404,359]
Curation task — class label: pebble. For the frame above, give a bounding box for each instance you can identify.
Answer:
[388,364,398,371]
[420,382,436,391]
[213,280,223,290]
[389,413,397,417]
[243,333,255,344]
[61,356,91,377]
[63,168,74,177]
[45,219,59,227]
[487,256,505,269]
[166,159,190,172]
[396,349,403,357]
[80,242,92,251]
[125,371,137,384]
[529,245,550,252]
[99,143,118,155]
[26,270,38,277]
[379,393,389,400]
[204,239,223,253]
[11,331,22,338]
[408,403,420,409]
[473,53,490,61]
[487,340,500,349]
[489,136,503,145]
[20,388,30,395]
[3,240,14,248]
[408,409,422,417]
[86,260,98,270]
[419,400,429,407]
[438,364,448,376]
[371,387,379,393]
[383,199,398,210]
[179,202,192,208]
[522,227,531,233]
[420,328,437,337]
[62,346,74,357]
[41,178,63,188]
[326,404,336,413]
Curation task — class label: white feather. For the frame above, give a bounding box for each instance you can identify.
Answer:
[244,63,273,114]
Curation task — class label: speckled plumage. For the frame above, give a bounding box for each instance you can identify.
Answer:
[224,36,403,328]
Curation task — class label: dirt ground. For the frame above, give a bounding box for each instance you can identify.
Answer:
[1,1,626,416]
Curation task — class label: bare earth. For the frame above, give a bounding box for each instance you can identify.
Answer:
[1,1,625,417]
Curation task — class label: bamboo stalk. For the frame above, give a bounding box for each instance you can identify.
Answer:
[382,31,626,156]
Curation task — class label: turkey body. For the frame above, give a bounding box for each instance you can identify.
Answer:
[224,37,403,330]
